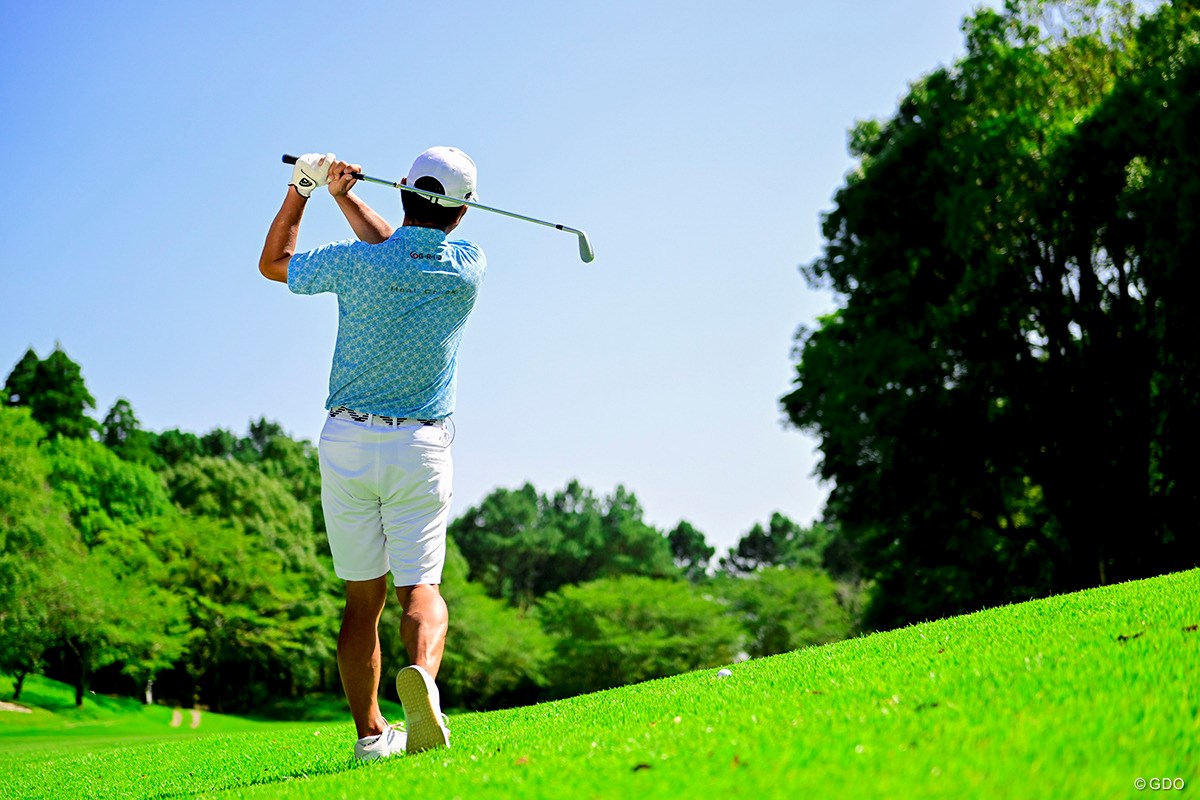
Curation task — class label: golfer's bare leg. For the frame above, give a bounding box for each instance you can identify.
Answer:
[338,577,390,739]
[395,584,448,678]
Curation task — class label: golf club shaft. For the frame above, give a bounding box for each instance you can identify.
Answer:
[282,154,594,262]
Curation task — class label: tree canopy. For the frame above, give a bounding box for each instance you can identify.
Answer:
[782,0,1200,627]
[448,480,678,607]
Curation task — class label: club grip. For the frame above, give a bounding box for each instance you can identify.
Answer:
[281,154,298,165]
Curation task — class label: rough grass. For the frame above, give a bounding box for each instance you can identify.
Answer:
[1,569,1196,799]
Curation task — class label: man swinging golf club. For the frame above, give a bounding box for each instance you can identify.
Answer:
[259,147,485,760]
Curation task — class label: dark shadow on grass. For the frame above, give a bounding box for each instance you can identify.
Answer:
[240,692,404,724]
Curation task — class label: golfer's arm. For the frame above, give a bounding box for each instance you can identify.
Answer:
[334,192,394,244]
[259,189,307,283]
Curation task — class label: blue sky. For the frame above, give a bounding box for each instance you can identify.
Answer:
[1,0,987,553]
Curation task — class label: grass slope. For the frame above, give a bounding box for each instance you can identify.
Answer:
[2,569,1196,799]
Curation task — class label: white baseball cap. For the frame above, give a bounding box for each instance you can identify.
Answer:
[407,146,478,207]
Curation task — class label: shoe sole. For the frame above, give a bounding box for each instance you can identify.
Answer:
[395,667,449,754]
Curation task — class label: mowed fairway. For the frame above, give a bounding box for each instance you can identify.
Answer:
[2,569,1196,799]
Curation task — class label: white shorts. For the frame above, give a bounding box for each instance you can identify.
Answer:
[318,413,453,585]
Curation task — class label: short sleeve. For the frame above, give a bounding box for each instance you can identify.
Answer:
[288,239,356,295]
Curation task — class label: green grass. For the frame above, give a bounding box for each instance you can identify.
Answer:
[2,569,1197,799]
[0,674,285,757]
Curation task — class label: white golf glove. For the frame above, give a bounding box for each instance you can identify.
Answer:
[290,152,336,198]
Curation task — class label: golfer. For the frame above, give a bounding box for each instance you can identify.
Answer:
[258,148,485,761]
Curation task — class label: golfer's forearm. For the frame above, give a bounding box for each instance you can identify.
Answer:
[335,193,395,244]
[259,189,307,283]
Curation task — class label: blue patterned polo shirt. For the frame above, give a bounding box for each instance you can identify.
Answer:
[288,226,486,418]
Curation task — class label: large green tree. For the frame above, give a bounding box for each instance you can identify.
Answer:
[782,0,1199,627]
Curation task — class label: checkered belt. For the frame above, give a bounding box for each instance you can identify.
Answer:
[328,406,443,427]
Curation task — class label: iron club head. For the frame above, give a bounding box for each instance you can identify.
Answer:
[577,231,595,263]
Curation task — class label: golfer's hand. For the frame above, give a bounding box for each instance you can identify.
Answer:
[327,160,361,198]
[290,152,335,198]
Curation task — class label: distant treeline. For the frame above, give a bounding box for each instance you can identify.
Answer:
[784,0,1200,628]
[0,347,862,713]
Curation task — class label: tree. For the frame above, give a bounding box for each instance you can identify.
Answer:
[46,436,173,544]
[782,0,1198,628]
[3,345,97,439]
[164,456,315,564]
[102,398,160,467]
[162,458,338,709]
[1040,0,1200,582]
[35,427,189,704]
[149,428,204,466]
[2,349,39,407]
[714,567,854,658]
[667,520,715,581]
[200,428,237,459]
[447,484,542,604]
[597,485,678,578]
[241,417,287,463]
[450,481,678,607]
[89,522,191,703]
[719,513,828,575]
[245,420,323,536]
[0,409,139,707]
[0,573,57,701]
[54,553,132,707]
[0,408,77,698]
[536,575,742,698]
[0,407,51,552]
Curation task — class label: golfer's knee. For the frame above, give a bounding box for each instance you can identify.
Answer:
[396,582,441,605]
[400,585,447,624]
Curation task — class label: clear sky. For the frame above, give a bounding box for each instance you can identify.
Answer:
[1,0,988,553]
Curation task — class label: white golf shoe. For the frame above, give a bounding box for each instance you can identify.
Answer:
[395,665,451,753]
[354,723,406,762]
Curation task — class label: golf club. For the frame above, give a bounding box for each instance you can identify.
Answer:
[283,154,594,263]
